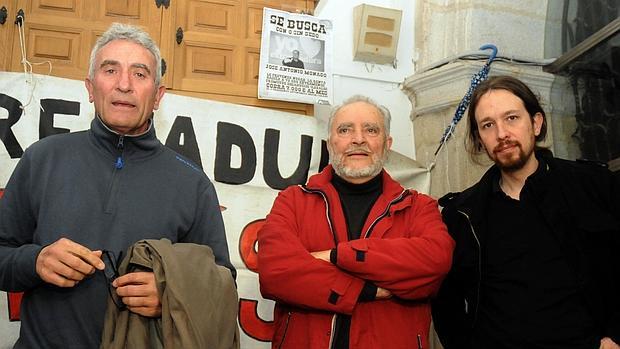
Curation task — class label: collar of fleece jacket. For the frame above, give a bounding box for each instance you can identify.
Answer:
[89,115,163,162]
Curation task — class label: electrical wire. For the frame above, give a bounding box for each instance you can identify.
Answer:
[16,14,53,111]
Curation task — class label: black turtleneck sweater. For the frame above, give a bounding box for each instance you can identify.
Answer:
[330,171,382,349]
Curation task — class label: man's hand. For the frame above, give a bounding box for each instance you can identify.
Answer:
[310,250,331,262]
[36,237,104,287]
[376,287,392,299]
[600,337,620,349]
[113,272,161,317]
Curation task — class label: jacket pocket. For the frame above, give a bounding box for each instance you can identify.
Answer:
[576,214,619,282]
[578,213,618,250]
[273,311,292,349]
[578,212,618,233]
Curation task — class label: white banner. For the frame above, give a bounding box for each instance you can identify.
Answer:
[258,8,333,105]
[0,72,429,348]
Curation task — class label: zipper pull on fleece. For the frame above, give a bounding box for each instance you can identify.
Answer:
[115,135,125,169]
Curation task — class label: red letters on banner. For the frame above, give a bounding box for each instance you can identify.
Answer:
[7,292,23,322]
[238,219,274,341]
[0,189,24,322]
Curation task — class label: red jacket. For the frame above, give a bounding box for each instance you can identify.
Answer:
[258,166,454,349]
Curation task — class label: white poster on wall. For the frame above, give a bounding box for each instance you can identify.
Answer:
[0,72,429,348]
[257,7,333,105]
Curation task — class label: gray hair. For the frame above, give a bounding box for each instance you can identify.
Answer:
[88,23,162,86]
[328,95,391,138]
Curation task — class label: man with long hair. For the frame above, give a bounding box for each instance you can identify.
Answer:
[433,75,620,349]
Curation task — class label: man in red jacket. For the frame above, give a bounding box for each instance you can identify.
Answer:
[258,95,454,349]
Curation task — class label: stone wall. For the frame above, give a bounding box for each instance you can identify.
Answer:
[414,0,549,69]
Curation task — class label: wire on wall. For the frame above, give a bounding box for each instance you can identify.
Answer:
[16,13,53,111]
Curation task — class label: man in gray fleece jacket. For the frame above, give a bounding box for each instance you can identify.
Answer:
[0,22,235,348]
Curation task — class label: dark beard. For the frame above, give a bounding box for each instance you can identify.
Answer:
[492,142,533,172]
[498,152,528,171]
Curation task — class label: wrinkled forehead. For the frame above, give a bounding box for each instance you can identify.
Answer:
[96,39,156,68]
[333,102,383,127]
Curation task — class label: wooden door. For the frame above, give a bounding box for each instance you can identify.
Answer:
[0,0,17,71]
[10,0,163,80]
[5,0,316,114]
[167,0,314,114]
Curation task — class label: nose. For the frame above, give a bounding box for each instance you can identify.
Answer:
[495,121,508,140]
[351,128,366,144]
[116,71,132,93]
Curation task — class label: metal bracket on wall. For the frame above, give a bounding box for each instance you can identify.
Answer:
[155,0,171,9]
[0,6,7,25]
[161,58,167,76]
[15,8,24,26]
[176,27,183,44]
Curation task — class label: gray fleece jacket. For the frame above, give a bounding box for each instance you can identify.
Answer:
[0,116,235,349]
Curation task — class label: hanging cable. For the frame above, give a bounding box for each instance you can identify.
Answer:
[15,13,53,110]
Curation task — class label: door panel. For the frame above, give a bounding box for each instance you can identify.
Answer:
[6,0,315,114]
[11,0,162,80]
[0,0,18,70]
[170,0,314,113]
[172,0,243,95]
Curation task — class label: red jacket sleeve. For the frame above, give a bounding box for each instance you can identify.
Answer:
[258,187,365,314]
[334,193,454,300]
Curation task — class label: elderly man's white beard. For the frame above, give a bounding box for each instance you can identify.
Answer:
[329,144,388,180]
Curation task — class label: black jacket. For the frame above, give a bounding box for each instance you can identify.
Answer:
[432,153,620,349]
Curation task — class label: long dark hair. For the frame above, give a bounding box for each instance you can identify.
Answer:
[466,75,547,157]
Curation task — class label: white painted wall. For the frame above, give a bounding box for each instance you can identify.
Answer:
[315,0,416,159]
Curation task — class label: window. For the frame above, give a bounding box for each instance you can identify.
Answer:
[544,0,620,170]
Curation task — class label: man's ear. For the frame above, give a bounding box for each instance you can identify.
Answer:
[153,85,166,110]
[533,112,543,136]
[85,78,94,103]
[386,136,393,151]
[326,137,333,154]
